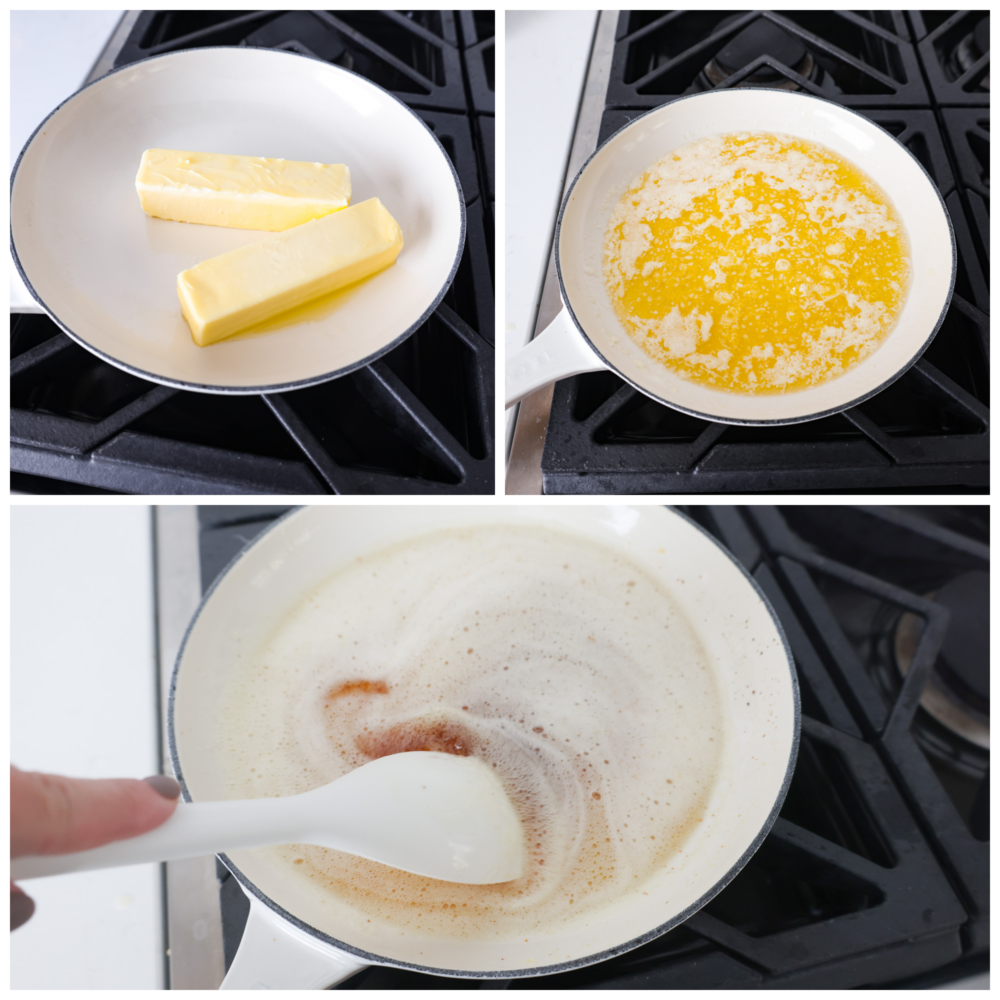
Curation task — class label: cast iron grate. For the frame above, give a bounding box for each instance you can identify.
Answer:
[744,506,989,951]
[456,11,494,262]
[910,11,990,107]
[609,11,926,107]
[121,10,466,109]
[196,505,986,989]
[939,107,990,296]
[11,11,494,495]
[541,10,989,494]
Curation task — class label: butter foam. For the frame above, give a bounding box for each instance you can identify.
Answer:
[219,524,724,942]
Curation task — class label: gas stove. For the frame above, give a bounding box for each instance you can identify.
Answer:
[507,11,989,494]
[12,11,494,495]
[155,505,988,988]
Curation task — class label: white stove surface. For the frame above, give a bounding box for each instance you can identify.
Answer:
[504,11,597,451]
[10,504,162,989]
[11,11,125,312]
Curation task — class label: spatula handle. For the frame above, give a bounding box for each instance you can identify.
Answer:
[10,796,308,880]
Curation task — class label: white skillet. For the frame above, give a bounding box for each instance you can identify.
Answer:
[170,506,799,988]
[10,47,464,394]
[506,88,955,425]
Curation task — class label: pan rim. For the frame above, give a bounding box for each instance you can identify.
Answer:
[554,88,957,427]
[168,505,800,980]
[9,46,466,396]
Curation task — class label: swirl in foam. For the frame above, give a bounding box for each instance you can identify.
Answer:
[220,524,723,941]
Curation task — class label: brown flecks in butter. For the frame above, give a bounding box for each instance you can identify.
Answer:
[324,678,390,701]
[356,719,476,758]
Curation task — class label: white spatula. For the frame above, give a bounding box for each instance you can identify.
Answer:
[11,752,524,885]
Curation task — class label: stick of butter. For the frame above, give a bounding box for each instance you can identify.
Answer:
[177,197,404,347]
[136,149,351,231]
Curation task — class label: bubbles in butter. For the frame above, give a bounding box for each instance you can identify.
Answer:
[219,524,723,941]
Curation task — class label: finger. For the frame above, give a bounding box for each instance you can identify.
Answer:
[10,883,35,931]
[11,766,180,859]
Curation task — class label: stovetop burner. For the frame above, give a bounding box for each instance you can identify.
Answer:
[192,505,988,988]
[895,571,990,756]
[613,11,929,105]
[11,10,494,495]
[698,15,816,91]
[930,571,990,720]
[241,11,357,68]
[951,16,990,92]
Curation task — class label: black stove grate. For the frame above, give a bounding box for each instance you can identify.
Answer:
[910,11,991,108]
[609,11,927,107]
[541,10,988,494]
[11,10,494,495]
[195,505,988,989]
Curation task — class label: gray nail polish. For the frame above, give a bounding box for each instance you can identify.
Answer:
[144,775,181,800]
[11,890,35,930]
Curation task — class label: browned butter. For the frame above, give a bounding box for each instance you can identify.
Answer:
[220,525,725,941]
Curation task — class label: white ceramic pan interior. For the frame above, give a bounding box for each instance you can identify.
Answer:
[171,506,799,985]
[10,47,464,394]
[508,88,955,425]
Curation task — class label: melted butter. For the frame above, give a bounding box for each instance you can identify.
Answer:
[603,132,911,393]
[223,273,372,342]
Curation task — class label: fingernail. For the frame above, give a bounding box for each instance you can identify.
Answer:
[11,889,35,930]
[144,775,181,800]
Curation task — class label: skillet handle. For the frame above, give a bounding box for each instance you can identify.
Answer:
[505,307,605,409]
[221,893,368,989]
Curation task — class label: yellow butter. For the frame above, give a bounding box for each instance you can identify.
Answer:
[603,133,910,393]
[136,148,351,231]
[177,197,404,347]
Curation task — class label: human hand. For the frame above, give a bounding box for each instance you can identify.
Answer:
[10,765,180,930]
